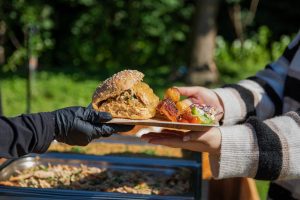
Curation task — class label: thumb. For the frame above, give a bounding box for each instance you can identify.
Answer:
[82,109,112,123]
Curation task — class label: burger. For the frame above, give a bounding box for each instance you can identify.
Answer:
[92,70,159,119]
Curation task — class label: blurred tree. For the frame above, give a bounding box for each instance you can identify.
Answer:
[0,0,54,113]
[0,0,299,86]
[0,21,5,64]
[50,0,194,77]
[0,89,2,115]
[26,25,40,113]
[0,0,54,72]
[186,0,219,86]
[0,20,5,115]
[226,0,260,43]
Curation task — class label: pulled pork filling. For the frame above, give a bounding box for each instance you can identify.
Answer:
[97,89,144,108]
[0,163,191,195]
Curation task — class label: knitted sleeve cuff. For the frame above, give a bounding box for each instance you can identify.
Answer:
[209,124,259,179]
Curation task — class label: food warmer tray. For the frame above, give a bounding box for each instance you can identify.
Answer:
[0,153,201,200]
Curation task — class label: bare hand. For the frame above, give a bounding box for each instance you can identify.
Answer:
[175,86,224,121]
[141,128,221,155]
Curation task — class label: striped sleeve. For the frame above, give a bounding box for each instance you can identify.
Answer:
[214,31,300,125]
[209,109,300,180]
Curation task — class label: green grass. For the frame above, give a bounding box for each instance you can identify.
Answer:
[1,71,100,116]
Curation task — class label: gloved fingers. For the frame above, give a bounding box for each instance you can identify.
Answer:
[93,125,113,137]
[107,124,135,132]
[93,124,135,137]
[63,119,94,146]
[82,109,112,123]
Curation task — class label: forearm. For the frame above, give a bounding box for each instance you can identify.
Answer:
[213,76,280,124]
[210,109,300,180]
[214,63,289,124]
[0,112,55,159]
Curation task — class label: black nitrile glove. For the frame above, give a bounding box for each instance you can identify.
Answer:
[53,106,134,146]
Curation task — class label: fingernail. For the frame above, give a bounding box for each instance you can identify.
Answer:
[183,136,190,142]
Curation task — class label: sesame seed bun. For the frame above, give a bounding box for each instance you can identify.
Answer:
[92,70,159,119]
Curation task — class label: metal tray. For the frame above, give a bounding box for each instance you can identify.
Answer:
[0,153,201,200]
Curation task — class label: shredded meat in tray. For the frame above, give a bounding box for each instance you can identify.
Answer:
[0,163,191,196]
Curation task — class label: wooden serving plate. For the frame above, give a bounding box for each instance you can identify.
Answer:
[107,118,219,131]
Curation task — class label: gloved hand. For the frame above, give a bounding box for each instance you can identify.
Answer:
[52,106,134,146]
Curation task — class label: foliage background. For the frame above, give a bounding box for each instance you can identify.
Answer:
[1,0,299,80]
[1,1,299,198]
